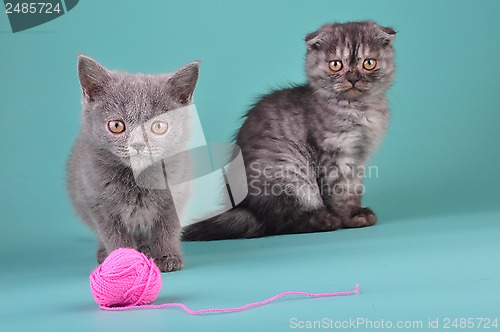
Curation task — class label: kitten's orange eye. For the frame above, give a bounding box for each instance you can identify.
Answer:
[151,121,168,135]
[108,120,125,134]
[363,59,377,70]
[328,60,343,72]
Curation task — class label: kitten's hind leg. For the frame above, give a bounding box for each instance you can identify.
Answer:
[249,177,341,236]
[269,207,342,236]
[306,208,343,232]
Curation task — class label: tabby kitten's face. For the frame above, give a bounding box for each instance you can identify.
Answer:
[305,21,396,100]
[77,56,199,166]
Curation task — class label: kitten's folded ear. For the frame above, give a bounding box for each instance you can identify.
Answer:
[305,26,329,51]
[165,61,200,105]
[77,55,112,102]
[376,24,397,45]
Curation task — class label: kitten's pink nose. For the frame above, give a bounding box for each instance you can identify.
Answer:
[131,143,145,152]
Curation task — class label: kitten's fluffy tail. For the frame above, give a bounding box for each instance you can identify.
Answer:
[182,208,261,241]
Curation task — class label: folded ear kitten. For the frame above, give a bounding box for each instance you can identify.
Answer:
[183,21,396,241]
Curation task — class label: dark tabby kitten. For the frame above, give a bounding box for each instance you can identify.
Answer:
[67,55,199,271]
[183,21,396,240]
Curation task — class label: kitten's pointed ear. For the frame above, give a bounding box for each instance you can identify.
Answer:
[77,55,112,102]
[165,61,200,105]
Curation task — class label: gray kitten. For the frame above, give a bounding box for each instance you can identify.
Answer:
[183,21,395,240]
[67,55,199,271]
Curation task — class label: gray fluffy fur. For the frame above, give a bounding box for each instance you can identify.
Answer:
[67,55,199,271]
[183,21,396,240]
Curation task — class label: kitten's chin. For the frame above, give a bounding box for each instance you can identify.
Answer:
[118,157,133,168]
[118,155,147,167]
[117,153,151,165]
[342,88,363,99]
[336,88,367,101]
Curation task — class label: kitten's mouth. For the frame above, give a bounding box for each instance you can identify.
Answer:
[129,152,155,160]
[124,153,157,172]
[130,151,148,156]
[343,87,363,98]
[119,152,153,165]
[338,81,369,98]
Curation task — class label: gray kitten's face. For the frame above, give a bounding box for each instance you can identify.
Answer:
[305,21,396,100]
[77,56,199,166]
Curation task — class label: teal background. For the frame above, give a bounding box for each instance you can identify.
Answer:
[1,0,499,331]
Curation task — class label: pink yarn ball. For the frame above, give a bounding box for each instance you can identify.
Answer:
[89,248,162,308]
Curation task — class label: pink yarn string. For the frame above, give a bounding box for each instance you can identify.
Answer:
[100,284,360,313]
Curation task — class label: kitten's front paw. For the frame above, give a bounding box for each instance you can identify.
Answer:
[344,207,377,228]
[97,247,108,264]
[137,245,152,258]
[155,254,183,272]
[309,209,343,231]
